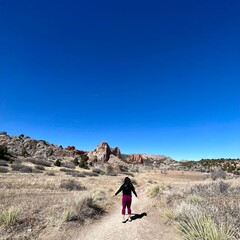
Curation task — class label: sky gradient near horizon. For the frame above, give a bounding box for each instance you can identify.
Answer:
[0,0,240,160]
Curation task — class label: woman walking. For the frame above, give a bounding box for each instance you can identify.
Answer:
[115,177,138,223]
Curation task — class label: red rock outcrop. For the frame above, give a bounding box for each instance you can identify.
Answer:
[126,154,146,164]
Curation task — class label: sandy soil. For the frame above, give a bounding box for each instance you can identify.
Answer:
[77,185,180,240]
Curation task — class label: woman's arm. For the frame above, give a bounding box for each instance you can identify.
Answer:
[132,185,137,197]
[115,185,123,196]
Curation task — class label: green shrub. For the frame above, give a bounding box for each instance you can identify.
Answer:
[0,144,7,158]
[73,158,79,166]
[0,207,20,227]
[79,155,89,169]
[54,159,61,167]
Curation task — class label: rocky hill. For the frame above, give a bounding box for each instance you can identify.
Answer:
[0,133,124,167]
[0,132,174,169]
[0,133,78,162]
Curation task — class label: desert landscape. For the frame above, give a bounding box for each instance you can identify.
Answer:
[0,133,239,240]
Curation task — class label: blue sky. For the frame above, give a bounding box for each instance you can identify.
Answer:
[0,0,239,160]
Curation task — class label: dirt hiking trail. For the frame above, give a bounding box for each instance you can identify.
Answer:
[77,186,180,240]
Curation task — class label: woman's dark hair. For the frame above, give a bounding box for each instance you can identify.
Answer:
[123,177,132,187]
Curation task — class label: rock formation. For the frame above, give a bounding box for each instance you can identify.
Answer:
[126,154,146,164]
[0,134,81,161]
[87,142,121,163]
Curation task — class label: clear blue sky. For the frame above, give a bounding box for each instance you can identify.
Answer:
[0,0,239,160]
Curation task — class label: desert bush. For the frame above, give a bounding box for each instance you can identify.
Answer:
[45,171,55,176]
[106,164,114,174]
[0,144,7,158]
[0,207,20,227]
[163,208,175,223]
[186,194,202,204]
[148,185,160,198]
[63,195,104,223]
[92,168,101,174]
[11,162,33,173]
[62,162,75,169]
[35,165,45,171]
[79,155,89,169]
[73,157,79,166]
[19,165,33,173]
[31,158,52,167]
[60,168,75,173]
[148,183,170,198]
[83,171,98,177]
[118,165,128,172]
[60,179,86,191]
[54,159,61,167]
[0,167,9,173]
[160,181,240,239]
[211,169,226,180]
[70,172,86,178]
[0,160,8,166]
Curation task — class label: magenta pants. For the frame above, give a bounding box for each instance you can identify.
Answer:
[122,195,132,215]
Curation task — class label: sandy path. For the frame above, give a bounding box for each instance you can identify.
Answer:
[77,187,180,240]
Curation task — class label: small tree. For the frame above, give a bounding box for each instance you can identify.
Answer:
[73,157,79,166]
[54,159,61,167]
[79,155,89,169]
[19,134,24,139]
[0,144,7,158]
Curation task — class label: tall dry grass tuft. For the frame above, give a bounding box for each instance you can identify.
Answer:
[159,181,240,239]
[0,207,21,227]
[62,193,105,223]
[177,212,235,240]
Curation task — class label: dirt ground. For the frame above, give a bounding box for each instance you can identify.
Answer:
[0,169,205,240]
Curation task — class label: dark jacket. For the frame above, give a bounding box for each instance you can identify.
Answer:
[115,184,137,197]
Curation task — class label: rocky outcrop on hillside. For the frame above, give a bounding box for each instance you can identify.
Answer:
[0,132,177,170]
[126,154,146,164]
[126,153,175,165]
[87,142,121,163]
[0,134,84,161]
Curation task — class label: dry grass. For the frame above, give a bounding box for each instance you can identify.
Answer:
[0,206,21,227]
[0,169,122,239]
[0,168,229,240]
[156,181,240,240]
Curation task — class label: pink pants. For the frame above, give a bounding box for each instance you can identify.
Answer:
[122,195,132,215]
